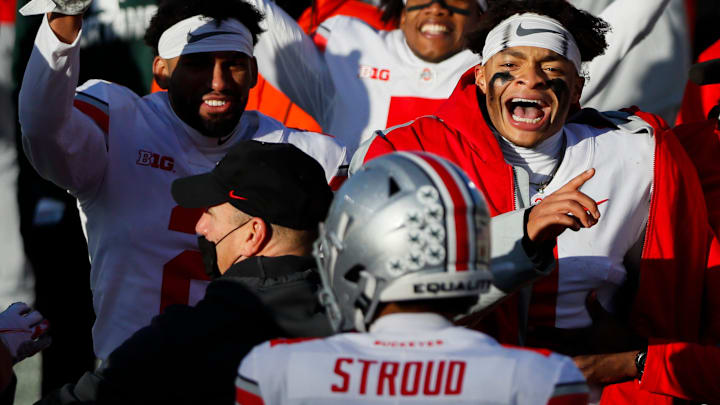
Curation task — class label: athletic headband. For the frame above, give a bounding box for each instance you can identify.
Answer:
[158,16,254,59]
[481,13,582,73]
[402,0,488,14]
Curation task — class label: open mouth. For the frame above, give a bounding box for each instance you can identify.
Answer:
[204,100,226,107]
[505,97,550,128]
[420,22,452,37]
[201,98,232,115]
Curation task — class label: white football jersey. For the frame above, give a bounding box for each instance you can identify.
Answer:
[19,16,347,360]
[250,0,673,155]
[524,116,655,329]
[237,313,588,405]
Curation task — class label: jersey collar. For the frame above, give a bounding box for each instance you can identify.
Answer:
[369,313,453,333]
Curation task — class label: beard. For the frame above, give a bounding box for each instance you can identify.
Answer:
[199,114,242,139]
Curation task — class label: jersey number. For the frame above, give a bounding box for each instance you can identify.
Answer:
[159,206,210,313]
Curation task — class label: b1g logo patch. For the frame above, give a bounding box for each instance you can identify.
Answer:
[136,150,175,172]
[358,65,390,81]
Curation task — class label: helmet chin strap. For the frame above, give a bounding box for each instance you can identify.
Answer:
[406,0,471,16]
[353,310,368,333]
[355,275,384,332]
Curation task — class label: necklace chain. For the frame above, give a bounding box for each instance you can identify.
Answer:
[528,133,567,194]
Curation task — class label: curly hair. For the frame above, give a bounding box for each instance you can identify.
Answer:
[144,0,265,55]
[466,0,609,63]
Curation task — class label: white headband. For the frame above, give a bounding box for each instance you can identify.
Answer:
[158,16,254,59]
[402,0,488,12]
[481,13,582,73]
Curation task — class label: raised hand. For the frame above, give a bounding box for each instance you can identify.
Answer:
[0,303,51,364]
[19,0,92,16]
[526,168,601,242]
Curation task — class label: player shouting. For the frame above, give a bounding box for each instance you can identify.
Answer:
[17,0,346,360]
[354,1,720,403]
[246,0,670,154]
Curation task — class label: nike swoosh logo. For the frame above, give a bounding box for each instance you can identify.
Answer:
[516,24,562,37]
[584,199,609,215]
[187,31,242,44]
[229,191,247,200]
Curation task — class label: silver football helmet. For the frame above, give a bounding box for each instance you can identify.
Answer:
[314,152,492,333]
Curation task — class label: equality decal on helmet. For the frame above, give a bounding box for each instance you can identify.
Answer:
[398,152,482,273]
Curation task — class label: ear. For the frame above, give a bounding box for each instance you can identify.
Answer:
[237,217,268,257]
[475,65,487,93]
[152,56,171,90]
[249,57,259,89]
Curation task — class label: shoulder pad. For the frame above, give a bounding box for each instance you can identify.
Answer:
[75,79,139,105]
[569,108,652,134]
[382,115,443,135]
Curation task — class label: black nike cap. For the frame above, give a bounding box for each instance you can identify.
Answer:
[171,140,333,230]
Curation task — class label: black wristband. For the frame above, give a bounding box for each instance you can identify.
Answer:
[521,207,555,269]
[634,350,647,380]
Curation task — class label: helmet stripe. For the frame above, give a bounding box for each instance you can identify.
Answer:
[405,153,475,272]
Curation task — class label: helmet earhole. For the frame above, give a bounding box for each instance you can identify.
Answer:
[389,177,401,196]
[344,265,364,283]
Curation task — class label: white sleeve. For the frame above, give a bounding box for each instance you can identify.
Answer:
[248,0,335,127]
[18,15,108,198]
[237,344,269,405]
[581,0,670,104]
[513,352,588,405]
[546,356,589,404]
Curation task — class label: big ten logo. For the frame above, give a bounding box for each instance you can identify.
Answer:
[137,150,175,172]
[358,65,390,81]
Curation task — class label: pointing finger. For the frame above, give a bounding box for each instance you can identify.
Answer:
[558,168,595,193]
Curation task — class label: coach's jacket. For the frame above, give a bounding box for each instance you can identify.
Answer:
[35,255,331,405]
[354,68,720,405]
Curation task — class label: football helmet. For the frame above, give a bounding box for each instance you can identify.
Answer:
[314,152,492,332]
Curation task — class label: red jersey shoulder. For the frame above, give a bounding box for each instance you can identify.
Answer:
[620,106,670,132]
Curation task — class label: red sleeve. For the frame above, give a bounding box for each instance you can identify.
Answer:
[546,381,589,405]
[0,0,15,23]
[360,118,443,165]
[297,0,396,32]
[236,375,265,405]
[639,339,720,403]
[547,393,589,405]
[235,387,265,405]
[637,238,720,403]
[675,39,720,125]
[673,119,720,237]
[362,133,400,164]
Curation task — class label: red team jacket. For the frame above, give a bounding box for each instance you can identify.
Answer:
[360,68,720,404]
[676,38,720,126]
